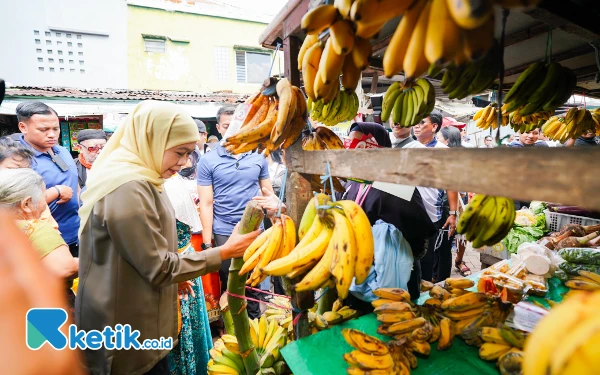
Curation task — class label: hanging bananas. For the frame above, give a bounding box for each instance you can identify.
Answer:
[380,78,435,127]
[302,126,345,151]
[472,103,508,130]
[541,107,597,143]
[308,88,359,126]
[456,194,516,249]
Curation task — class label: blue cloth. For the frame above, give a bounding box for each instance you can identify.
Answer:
[350,220,414,302]
[168,221,212,375]
[197,145,269,236]
[20,135,80,245]
[425,137,438,148]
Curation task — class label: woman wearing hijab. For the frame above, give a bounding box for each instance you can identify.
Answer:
[340,123,436,311]
[76,101,260,375]
[163,154,212,375]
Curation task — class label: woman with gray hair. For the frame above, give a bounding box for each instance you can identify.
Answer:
[0,168,78,280]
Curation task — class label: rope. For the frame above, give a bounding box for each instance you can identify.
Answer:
[314,287,330,302]
[268,43,281,78]
[276,168,289,218]
[245,286,291,300]
[544,28,553,62]
[318,160,337,203]
[225,290,300,313]
[496,9,509,144]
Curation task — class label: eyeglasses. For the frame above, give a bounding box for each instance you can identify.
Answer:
[84,145,104,152]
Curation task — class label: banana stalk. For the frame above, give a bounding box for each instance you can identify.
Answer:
[227,201,264,375]
[317,287,338,315]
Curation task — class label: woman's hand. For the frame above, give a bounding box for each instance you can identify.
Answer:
[177,280,195,301]
[220,222,262,260]
[252,187,286,216]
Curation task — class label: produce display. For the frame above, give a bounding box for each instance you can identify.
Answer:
[503,206,547,254]
[239,214,296,287]
[380,78,436,127]
[261,196,374,300]
[224,78,308,156]
[456,194,517,249]
[309,302,359,333]
[541,107,599,143]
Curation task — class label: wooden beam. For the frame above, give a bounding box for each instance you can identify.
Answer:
[372,35,393,55]
[259,0,310,48]
[504,23,553,47]
[527,3,600,42]
[370,73,379,94]
[284,36,302,86]
[286,147,600,211]
[504,44,594,77]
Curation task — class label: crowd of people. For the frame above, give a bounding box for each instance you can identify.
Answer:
[0,96,598,375]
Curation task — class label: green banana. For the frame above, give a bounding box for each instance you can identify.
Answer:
[468,196,497,246]
[392,91,405,125]
[520,62,562,116]
[312,99,324,121]
[505,65,547,113]
[221,348,245,373]
[382,82,402,122]
[457,194,486,234]
[504,61,545,103]
[542,67,576,112]
[403,89,414,127]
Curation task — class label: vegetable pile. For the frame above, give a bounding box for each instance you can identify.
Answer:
[503,204,547,254]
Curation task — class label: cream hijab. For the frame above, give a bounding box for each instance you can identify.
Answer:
[78,100,199,235]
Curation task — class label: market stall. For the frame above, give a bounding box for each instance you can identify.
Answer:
[207,1,600,374]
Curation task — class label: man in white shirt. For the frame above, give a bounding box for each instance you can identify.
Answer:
[480,135,495,148]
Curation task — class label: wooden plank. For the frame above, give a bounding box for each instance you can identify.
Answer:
[504,44,594,77]
[370,73,379,94]
[284,36,302,86]
[527,4,600,42]
[372,35,393,55]
[504,23,553,47]
[286,147,600,211]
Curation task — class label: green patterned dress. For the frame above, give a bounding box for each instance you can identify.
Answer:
[168,220,213,375]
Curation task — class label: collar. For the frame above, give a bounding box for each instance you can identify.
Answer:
[19,135,61,157]
[216,144,250,159]
[392,136,411,146]
[425,137,438,147]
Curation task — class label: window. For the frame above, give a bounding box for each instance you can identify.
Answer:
[144,38,166,53]
[49,67,55,72]
[56,32,61,37]
[35,39,41,44]
[59,59,64,63]
[57,41,62,46]
[214,47,230,82]
[79,60,84,65]
[36,49,42,53]
[78,52,83,56]
[39,67,44,72]
[60,68,64,72]
[69,60,74,64]
[68,51,73,56]
[48,58,54,63]
[58,51,63,55]
[47,49,52,54]
[45,31,51,36]
[80,69,85,74]
[46,40,51,45]
[66,33,72,38]
[235,50,271,84]
[38,57,43,63]
[77,34,82,39]
[77,43,82,48]
[70,69,75,73]
[67,42,72,47]
[34,30,39,35]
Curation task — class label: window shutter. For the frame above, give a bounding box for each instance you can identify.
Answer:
[144,38,166,53]
[235,50,246,83]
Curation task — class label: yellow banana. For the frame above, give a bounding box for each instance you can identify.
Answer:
[302,41,324,102]
[479,327,510,345]
[334,200,374,285]
[294,238,334,292]
[261,224,332,276]
[354,19,386,39]
[578,270,600,284]
[425,0,461,65]
[351,0,413,26]
[344,350,394,370]
[256,221,283,271]
[376,311,416,324]
[238,236,270,275]
[423,298,442,307]
[334,0,354,19]
[479,342,512,361]
[388,317,427,335]
[301,4,339,35]
[341,55,362,91]
[565,279,600,291]
[373,301,413,314]
[318,38,346,85]
[371,299,398,309]
[463,16,495,60]
[445,277,475,289]
[352,37,372,70]
[242,226,273,262]
[329,209,357,299]
[373,288,411,302]
[383,0,427,78]
[329,20,355,55]
[279,214,297,258]
[342,328,389,355]
[225,100,277,145]
[298,34,319,71]
[409,339,431,356]
[403,0,432,81]
[298,193,324,240]
[271,80,298,144]
[441,292,488,311]
[443,306,487,321]
[207,364,239,375]
[446,0,494,30]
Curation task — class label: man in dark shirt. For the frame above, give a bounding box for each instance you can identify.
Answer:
[73,129,107,188]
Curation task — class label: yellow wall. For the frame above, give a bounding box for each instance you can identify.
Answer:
[127,5,283,94]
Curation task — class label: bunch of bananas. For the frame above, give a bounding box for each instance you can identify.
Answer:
[456,194,516,249]
[342,329,397,374]
[541,107,596,143]
[383,0,496,80]
[523,290,600,375]
[263,296,295,337]
[209,316,290,375]
[224,78,307,156]
[439,40,501,99]
[261,195,374,300]
[239,214,296,287]
[509,106,554,126]
[478,325,525,362]
[473,103,508,130]
[308,89,359,126]
[302,126,344,151]
[594,108,600,136]
[381,78,435,126]
[563,270,600,292]
[299,2,374,104]
[420,280,434,292]
[504,61,577,114]
[308,302,358,333]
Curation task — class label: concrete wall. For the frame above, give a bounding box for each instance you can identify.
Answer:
[127,5,283,94]
[0,0,128,88]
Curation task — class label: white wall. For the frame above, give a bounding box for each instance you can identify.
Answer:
[0,0,128,89]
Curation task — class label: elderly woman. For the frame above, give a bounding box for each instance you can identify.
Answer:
[76,101,260,375]
[0,168,78,280]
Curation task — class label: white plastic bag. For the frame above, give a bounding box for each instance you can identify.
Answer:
[349,220,414,302]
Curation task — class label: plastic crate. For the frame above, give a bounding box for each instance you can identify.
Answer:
[544,209,600,232]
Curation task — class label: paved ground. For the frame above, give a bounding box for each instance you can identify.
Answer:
[450,243,483,277]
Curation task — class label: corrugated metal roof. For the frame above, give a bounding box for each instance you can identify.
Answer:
[6,86,249,104]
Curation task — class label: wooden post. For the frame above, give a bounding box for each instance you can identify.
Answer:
[370,73,379,94]
[284,36,301,87]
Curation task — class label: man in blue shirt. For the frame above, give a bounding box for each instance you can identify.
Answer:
[17,101,80,256]
[197,105,278,319]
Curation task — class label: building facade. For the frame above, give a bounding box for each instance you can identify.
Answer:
[127,0,282,94]
[0,0,128,89]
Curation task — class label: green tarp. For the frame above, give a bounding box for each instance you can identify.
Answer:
[281,275,569,374]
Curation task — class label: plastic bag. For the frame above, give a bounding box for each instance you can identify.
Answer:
[515,242,557,276]
[349,220,414,302]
